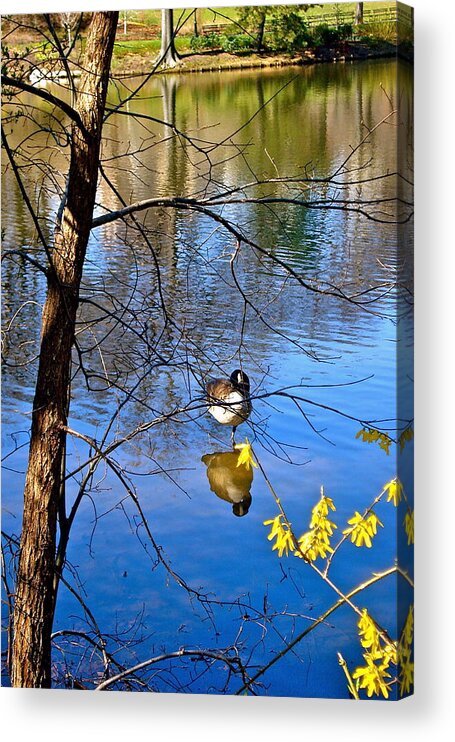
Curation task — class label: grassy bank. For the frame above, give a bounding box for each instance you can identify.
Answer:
[111,41,400,78]
[2,3,412,80]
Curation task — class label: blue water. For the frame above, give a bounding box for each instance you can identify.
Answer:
[1,58,413,696]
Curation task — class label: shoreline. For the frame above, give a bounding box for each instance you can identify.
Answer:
[112,42,411,78]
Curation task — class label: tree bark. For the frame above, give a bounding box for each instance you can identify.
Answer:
[11,10,118,689]
[159,9,179,68]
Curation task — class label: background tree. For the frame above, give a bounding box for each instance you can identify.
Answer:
[237,4,319,51]
[159,8,179,68]
[355,2,364,25]
[193,6,201,37]
[59,12,79,47]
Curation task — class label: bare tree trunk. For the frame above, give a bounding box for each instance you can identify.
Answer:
[355,2,364,25]
[160,9,179,68]
[256,12,267,52]
[11,10,118,689]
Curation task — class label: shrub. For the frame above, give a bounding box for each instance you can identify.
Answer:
[189,32,221,52]
[355,21,399,44]
[268,13,312,52]
[312,24,338,47]
[338,23,353,41]
[219,33,256,54]
[312,23,352,48]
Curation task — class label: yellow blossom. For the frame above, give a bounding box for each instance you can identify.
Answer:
[343,510,383,548]
[263,514,295,557]
[356,427,392,455]
[352,654,393,699]
[399,654,414,696]
[309,496,337,533]
[294,529,333,561]
[235,439,258,470]
[397,605,414,696]
[351,609,399,699]
[402,605,413,647]
[275,528,295,558]
[264,515,282,541]
[398,427,414,452]
[357,609,381,653]
[404,510,414,545]
[294,491,337,562]
[383,641,398,667]
[294,531,316,561]
[384,478,403,507]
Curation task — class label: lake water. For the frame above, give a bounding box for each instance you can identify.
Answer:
[1,57,413,697]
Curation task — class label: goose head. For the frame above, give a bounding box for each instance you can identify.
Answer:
[230,369,250,395]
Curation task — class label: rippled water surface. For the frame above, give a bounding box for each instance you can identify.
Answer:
[1,58,413,697]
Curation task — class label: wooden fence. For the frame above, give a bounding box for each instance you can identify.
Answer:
[201,4,413,36]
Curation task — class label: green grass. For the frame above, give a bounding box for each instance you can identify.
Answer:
[113,37,192,58]
[113,39,161,56]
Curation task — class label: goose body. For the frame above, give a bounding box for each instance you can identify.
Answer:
[206,369,252,442]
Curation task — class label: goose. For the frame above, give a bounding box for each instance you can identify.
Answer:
[201,450,253,517]
[206,369,252,443]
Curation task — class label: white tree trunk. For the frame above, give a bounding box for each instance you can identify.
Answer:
[160,9,179,68]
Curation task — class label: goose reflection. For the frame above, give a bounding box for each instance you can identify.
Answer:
[201,450,254,517]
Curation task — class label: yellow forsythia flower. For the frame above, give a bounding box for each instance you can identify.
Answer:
[383,641,398,667]
[275,528,295,558]
[294,492,337,562]
[398,606,414,696]
[356,427,392,455]
[399,653,414,696]
[263,514,295,557]
[352,654,393,699]
[353,610,398,699]
[404,510,414,545]
[264,514,281,538]
[309,495,336,530]
[343,511,383,548]
[398,427,414,452]
[357,609,381,653]
[295,529,333,561]
[398,653,414,696]
[384,478,403,507]
[402,605,413,647]
[235,439,258,470]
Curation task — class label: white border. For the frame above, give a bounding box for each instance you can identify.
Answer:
[1,0,454,739]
